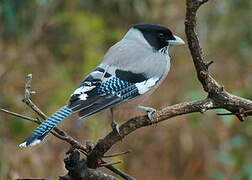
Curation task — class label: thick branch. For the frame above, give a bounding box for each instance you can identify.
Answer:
[87,99,215,168]
[184,0,252,116]
[59,151,118,180]
[87,0,252,170]
[1,0,251,179]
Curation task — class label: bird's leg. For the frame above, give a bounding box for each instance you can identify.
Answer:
[137,105,157,122]
[110,108,120,135]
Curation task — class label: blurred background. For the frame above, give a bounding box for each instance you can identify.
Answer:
[0,0,252,179]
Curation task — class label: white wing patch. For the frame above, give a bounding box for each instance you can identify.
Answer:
[78,93,88,100]
[73,86,96,95]
[135,77,159,94]
[71,86,96,100]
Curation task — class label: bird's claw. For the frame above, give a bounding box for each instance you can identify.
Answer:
[138,106,157,122]
[111,121,121,136]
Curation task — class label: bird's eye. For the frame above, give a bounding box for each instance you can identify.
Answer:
[158,33,165,39]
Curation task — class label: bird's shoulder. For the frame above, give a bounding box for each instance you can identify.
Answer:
[67,65,160,111]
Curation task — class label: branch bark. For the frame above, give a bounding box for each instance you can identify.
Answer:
[0,75,128,179]
[86,0,252,170]
[22,74,88,154]
[184,0,252,119]
[1,0,251,179]
[59,151,118,180]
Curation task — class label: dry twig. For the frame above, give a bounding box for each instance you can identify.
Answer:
[22,74,88,153]
[0,74,132,179]
[86,0,252,170]
[1,0,252,179]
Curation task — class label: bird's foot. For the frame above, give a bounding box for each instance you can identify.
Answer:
[137,106,157,122]
[111,121,121,136]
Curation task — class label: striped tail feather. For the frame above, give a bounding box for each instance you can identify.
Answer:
[19,106,73,147]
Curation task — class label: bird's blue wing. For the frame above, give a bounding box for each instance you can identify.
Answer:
[67,67,160,119]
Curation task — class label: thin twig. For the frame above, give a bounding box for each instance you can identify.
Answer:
[0,108,40,123]
[3,0,252,178]
[23,74,48,119]
[99,160,122,167]
[216,112,233,116]
[86,0,252,172]
[20,74,132,179]
[21,74,88,152]
[103,150,131,158]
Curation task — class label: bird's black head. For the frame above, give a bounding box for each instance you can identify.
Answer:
[133,23,176,50]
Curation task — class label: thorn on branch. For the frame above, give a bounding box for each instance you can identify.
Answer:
[84,140,133,179]
[99,160,122,167]
[196,0,209,6]
[198,0,208,4]
[217,112,245,121]
[103,150,131,158]
[205,60,214,69]
[216,108,252,122]
[187,0,209,10]
[236,114,245,122]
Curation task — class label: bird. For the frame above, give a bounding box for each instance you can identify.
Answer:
[19,23,185,147]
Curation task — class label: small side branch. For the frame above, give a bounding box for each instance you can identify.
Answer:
[86,0,252,172]
[22,74,88,152]
[185,0,252,114]
[1,0,251,179]
[0,108,40,123]
[0,74,133,179]
[87,99,216,168]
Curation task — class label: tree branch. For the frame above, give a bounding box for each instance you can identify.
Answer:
[0,74,132,179]
[87,99,216,168]
[0,108,40,123]
[1,0,251,179]
[86,0,252,170]
[59,151,118,180]
[184,0,252,117]
[22,74,88,153]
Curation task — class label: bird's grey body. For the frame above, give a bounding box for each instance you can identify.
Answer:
[98,28,171,110]
[101,28,170,78]
[20,23,184,147]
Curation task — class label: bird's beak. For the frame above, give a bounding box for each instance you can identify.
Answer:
[167,35,185,46]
